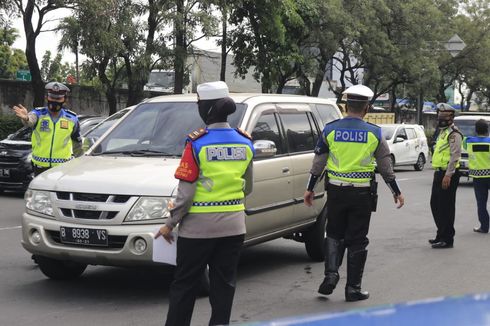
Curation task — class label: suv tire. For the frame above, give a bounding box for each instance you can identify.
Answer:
[36,255,87,280]
[304,206,327,262]
[414,154,425,171]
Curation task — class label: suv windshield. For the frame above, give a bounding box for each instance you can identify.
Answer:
[91,102,246,157]
[8,126,32,141]
[85,109,130,139]
[381,126,397,140]
[454,119,482,137]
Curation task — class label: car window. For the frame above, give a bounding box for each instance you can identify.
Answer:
[280,112,316,153]
[85,109,130,139]
[406,128,417,139]
[251,112,285,155]
[395,128,407,139]
[92,102,245,156]
[9,127,32,141]
[454,119,482,137]
[314,104,339,126]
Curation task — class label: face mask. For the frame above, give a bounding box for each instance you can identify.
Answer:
[198,100,213,124]
[437,118,450,128]
[48,101,63,112]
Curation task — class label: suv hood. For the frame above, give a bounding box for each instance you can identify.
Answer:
[29,155,180,196]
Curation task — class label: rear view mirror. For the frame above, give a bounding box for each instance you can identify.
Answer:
[253,140,277,158]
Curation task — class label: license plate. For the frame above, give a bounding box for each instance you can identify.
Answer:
[60,226,108,246]
[0,169,10,177]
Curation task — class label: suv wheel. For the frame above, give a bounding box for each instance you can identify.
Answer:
[414,154,425,171]
[35,255,87,280]
[303,207,327,262]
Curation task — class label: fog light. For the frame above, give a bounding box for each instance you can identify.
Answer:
[134,238,147,254]
[31,230,41,245]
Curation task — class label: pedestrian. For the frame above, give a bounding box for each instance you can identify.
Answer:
[303,84,404,302]
[12,81,82,176]
[154,81,254,326]
[463,119,490,233]
[429,103,463,248]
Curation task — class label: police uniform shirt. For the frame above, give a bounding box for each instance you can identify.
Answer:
[442,124,462,176]
[23,109,83,157]
[165,122,254,239]
[310,116,396,183]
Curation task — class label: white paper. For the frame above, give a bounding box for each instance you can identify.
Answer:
[152,228,177,265]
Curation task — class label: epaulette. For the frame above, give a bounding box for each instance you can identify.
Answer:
[236,128,252,140]
[366,121,381,129]
[187,128,207,141]
[65,109,78,116]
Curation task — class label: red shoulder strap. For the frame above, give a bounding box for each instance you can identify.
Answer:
[174,142,199,182]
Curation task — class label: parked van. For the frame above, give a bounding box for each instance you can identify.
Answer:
[21,94,342,279]
[454,114,490,177]
[380,124,429,171]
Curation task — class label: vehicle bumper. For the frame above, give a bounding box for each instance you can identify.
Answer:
[21,212,173,267]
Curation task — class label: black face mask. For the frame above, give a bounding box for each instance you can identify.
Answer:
[198,100,214,124]
[48,101,64,112]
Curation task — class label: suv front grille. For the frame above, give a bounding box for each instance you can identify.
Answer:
[55,192,132,220]
[0,156,21,163]
[60,209,118,220]
[46,230,127,249]
[56,192,130,203]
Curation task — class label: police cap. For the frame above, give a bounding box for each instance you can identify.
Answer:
[45,81,70,99]
[197,81,229,100]
[342,84,374,102]
[436,103,456,113]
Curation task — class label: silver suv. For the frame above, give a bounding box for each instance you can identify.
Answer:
[21,94,342,279]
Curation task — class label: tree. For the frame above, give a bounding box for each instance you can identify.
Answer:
[0,25,28,79]
[40,50,75,82]
[11,0,76,107]
[57,16,80,83]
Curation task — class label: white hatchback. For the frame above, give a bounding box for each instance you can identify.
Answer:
[381,124,429,171]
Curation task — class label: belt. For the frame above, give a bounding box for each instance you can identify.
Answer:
[329,179,370,188]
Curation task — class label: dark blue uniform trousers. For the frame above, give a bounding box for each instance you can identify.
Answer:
[473,177,490,232]
[165,234,244,326]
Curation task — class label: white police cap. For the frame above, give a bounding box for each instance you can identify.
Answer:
[197,81,229,100]
[342,84,374,101]
[45,81,70,99]
[436,103,456,112]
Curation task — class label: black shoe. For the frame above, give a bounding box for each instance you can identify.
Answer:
[473,227,488,233]
[431,241,453,249]
[345,285,370,302]
[318,273,339,295]
[428,238,440,244]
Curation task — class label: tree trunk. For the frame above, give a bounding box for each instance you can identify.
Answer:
[220,5,227,82]
[173,0,185,94]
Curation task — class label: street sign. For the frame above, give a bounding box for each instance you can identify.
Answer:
[16,70,32,81]
[445,34,466,57]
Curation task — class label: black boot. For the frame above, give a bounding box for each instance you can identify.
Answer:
[345,249,369,302]
[318,237,344,295]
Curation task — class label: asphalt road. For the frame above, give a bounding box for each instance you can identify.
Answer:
[1,167,489,326]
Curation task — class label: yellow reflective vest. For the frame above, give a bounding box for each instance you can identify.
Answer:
[464,136,490,178]
[432,126,461,169]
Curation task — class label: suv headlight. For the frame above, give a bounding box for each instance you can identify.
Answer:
[24,153,32,164]
[125,197,173,222]
[25,190,53,216]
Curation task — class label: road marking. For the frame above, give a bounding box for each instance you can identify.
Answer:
[0,226,21,231]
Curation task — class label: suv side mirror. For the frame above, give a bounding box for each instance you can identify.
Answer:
[253,140,277,158]
[7,134,13,140]
[395,136,405,143]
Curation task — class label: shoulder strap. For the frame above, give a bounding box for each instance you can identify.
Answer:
[187,128,207,141]
[236,128,252,140]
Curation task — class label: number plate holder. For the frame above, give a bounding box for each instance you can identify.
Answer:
[60,226,108,247]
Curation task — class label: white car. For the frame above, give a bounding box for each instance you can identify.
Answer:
[381,124,429,171]
[454,114,490,177]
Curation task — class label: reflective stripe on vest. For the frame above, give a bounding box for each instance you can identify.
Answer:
[31,110,76,168]
[432,128,460,169]
[325,126,379,183]
[466,136,490,178]
[189,129,254,213]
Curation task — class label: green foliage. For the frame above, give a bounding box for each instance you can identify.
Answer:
[0,26,28,79]
[40,50,76,82]
[0,114,23,140]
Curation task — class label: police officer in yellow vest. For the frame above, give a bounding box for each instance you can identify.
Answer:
[304,84,404,302]
[463,119,490,233]
[13,82,82,176]
[154,81,254,326]
[429,103,462,248]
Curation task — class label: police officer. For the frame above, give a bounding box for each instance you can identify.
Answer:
[154,81,254,326]
[429,103,462,248]
[12,81,82,176]
[303,84,404,302]
[463,119,490,233]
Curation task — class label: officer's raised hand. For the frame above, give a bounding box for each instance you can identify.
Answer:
[394,194,405,209]
[304,190,315,207]
[13,104,29,122]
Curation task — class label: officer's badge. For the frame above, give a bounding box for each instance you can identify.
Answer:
[40,120,50,132]
[60,120,68,129]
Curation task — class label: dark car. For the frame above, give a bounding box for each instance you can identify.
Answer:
[0,114,100,192]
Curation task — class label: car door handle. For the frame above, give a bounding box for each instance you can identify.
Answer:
[282,167,290,173]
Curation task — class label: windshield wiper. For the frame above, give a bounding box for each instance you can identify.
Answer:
[92,149,175,157]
